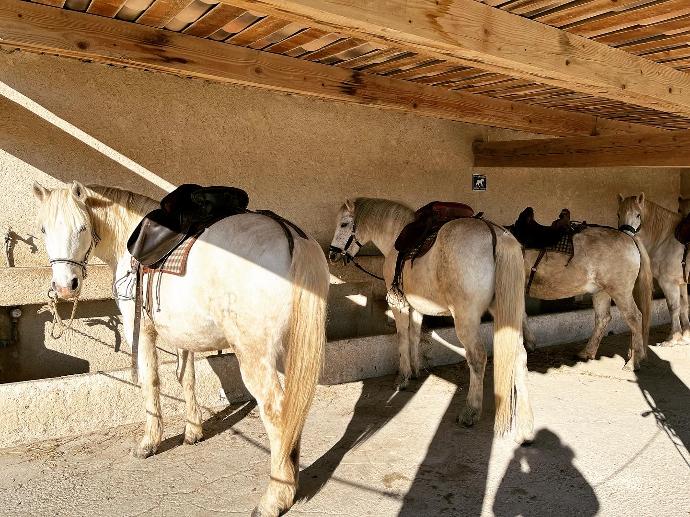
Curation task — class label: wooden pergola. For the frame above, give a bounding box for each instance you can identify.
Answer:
[4,0,690,167]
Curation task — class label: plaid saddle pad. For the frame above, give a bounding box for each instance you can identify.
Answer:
[131,231,201,277]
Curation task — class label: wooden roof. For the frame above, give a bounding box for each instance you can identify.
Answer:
[5,0,690,136]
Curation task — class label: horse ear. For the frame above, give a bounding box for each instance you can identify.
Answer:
[71,181,88,202]
[617,193,624,204]
[33,182,50,201]
[345,198,355,213]
[637,192,645,205]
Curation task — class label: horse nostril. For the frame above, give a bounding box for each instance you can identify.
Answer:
[71,277,79,291]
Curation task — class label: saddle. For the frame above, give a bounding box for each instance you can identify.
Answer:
[127,184,249,266]
[509,207,574,250]
[388,201,477,307]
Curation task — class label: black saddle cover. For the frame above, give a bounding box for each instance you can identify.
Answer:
[675,213,690,245]
[509,207,575,250]
[128,184,249,266]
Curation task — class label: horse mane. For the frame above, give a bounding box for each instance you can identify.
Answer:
[353,197,415,237]
[86,185,159,247]
[643,198,680,239]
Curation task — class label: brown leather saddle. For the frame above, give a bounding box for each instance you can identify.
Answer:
[127,184,249,266]
[388,201,478,306]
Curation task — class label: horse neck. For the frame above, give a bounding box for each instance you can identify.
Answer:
[640,201,679,249]
[87,186,159,268]
[356,200,414,257]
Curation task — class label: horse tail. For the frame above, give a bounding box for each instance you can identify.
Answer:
[492,232,533,440]
[280,236,329,465]
[633,235,652,354]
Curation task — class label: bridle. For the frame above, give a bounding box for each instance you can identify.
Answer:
[328,222,384,281]
[49,230,100,279]
[39,227,101,339]
[618,224,639,235]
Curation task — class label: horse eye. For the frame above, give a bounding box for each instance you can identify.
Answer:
[40,226,45,234]
[78,225,86,233]
[340,222,349,228]
[637,214,641,219]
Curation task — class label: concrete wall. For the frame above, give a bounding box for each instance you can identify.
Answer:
[0,48,682,382]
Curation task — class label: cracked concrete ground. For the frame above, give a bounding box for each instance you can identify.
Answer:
[0,325,689,517]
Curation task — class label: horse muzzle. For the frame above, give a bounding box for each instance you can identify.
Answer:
[328,245,343,263]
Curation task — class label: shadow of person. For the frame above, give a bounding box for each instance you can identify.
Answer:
[493,428,599,517]
[297,374,427,502]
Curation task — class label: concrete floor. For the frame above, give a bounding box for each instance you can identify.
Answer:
[0,326,688,517]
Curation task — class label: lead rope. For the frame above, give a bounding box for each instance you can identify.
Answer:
[37,288,80,339]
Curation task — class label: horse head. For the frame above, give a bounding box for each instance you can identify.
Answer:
[33,181,97,300]
[328,198,361,263]
[617,193,644,234]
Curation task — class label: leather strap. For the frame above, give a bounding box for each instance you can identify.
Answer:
[526,249,547,296]
[131,264,142,384]
[684,244,690,283]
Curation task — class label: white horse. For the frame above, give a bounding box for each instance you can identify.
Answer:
[34,181,329,517]
[329,198,534,443]
[619,193,690,346]
[516,218,652,371]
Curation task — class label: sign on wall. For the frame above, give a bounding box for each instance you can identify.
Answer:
[472,174,487,191]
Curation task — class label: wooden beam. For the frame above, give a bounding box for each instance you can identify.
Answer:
[0,0,655,137]
[473,131,690,168]
[221,0,690,118]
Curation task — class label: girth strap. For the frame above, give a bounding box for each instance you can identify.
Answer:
[526,249,547,296]
[254,209,307,257]
[131,264,143,384]
[683,244,690,283]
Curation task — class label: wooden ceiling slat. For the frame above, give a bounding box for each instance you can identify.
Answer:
[505,0,572,17]
[284,33,343,57]
[566,0,690,38]
[318,42,381,65]
[33,0,65,7]
[644,45,690,61]
[136,0,194,28]
[226,17,290,46]
[183,3,246,37]
[86,0,127,17]
[364,55,427,75]
[413,67,485,86]
[247,22,304,49]
[386,61,454,81]
[595,14,690,46]
[264,27,325,54]
[620,32,690,54]
[334,48,403,69]
[301,37,366,61]
[535,0,648,28]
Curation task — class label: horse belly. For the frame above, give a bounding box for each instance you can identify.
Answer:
[152,308,227,352]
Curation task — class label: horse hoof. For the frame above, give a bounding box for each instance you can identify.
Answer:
[458,407,479,428]
[251,507,278,517]
[131,445,156,459]
[622,361,639,372]
[515,429,535,446]
[395,374,410,391]
[575,350,593,361]
[184,426,204,445]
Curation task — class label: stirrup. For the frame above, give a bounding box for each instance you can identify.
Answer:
[386,285,409,309]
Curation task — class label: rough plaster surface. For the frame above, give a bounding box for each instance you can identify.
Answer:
[0,328,688,516]
[0,49,683,380]
[0,301,671,449]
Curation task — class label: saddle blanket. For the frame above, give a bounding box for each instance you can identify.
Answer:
[527,232,575,257]
[132,232,200,277]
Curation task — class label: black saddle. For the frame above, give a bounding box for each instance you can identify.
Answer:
[509,207,572,249]
[128,184,249,266]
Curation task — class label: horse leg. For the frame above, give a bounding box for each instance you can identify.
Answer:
[680,284,690,342]
[522,312,537,352]
[610,293,645,371]
[451,310,486,427]
[133,324,163,458]
[409,308,424,379]
[391,306,412,390]
[577,291,612,361]
[659,277,684,346]
[177,349,203,445]
[234,345,297,517]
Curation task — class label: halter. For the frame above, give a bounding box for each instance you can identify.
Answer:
[618,224,639,235]
[328,223,384,281]
[48,230,101,279]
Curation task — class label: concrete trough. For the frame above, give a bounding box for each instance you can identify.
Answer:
[0,299,670,449]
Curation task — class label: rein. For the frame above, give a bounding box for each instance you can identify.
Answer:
[38,230,100,339]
